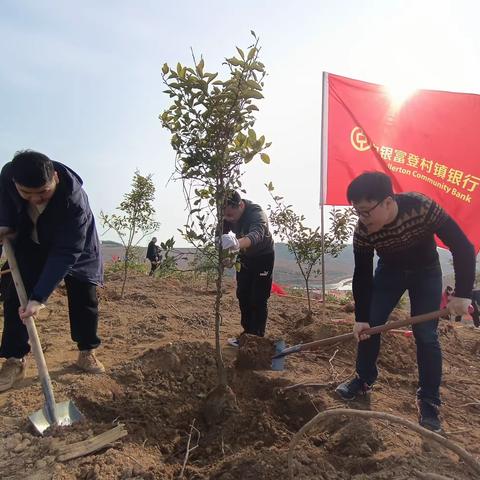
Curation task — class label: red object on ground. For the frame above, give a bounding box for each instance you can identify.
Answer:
[271,282,287,296]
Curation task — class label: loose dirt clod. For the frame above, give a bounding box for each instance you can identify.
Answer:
[202,384,239,426]
[235,334,275,370]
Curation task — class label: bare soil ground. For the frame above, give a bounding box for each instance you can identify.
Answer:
[1,271,480,479]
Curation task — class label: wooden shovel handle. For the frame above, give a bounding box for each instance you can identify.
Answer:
[3,239,58,424]
[297,308,448,353]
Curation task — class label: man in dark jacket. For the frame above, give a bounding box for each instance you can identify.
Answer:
[146,237,161,276]
[0,150,105,392]
[222,191,275,341]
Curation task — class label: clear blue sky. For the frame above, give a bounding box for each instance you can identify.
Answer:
[1,0,479,246]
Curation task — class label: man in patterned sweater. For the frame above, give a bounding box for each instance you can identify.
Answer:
[336,172,475,432]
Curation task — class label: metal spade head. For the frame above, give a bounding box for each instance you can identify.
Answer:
[271,339,286,371]
[29,400,84,435]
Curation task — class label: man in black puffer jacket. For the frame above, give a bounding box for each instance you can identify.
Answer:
[222,191,275,339]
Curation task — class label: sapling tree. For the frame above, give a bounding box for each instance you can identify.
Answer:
[190,243,219,289]
[100,171,160,297]
[160,32,270,419]
[267,183,356,316]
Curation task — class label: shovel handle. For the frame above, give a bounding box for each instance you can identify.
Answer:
[3,239,58,425]
[295,308,448,354]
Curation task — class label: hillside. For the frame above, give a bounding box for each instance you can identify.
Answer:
[102,242,462,288]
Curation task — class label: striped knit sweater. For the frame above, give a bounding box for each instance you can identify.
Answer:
[353,192,475,322]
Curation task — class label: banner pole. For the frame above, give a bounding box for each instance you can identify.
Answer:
[320,72,329,321]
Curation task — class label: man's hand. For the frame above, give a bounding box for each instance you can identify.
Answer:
[18,300,45,323]
[221,231,240,252]
[447,297,472,316]
[0,226,15,243]
[353,322,371,341]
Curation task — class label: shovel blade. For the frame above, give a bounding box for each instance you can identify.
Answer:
[271,340,286,371]
[29,400,84,435]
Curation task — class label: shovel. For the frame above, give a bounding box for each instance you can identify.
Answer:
[3,239,84,434]
[272,308,449,371]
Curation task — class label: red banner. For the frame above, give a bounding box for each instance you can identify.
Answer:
[323,73,480,252]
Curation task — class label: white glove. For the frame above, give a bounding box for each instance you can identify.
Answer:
[447,297,472,316]
[221,231,240,251]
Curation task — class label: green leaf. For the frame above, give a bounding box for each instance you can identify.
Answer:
[227,57,243,67]
[236,47,245,59]
[206,72,218,83]
[196,59,204,76]
[250,30,257,38]
[244,89,264,100]
[247,47,256,60]
[261,153,270,164]
[248,129,256,142]
[162,63,169,75]
[246,79,261,90]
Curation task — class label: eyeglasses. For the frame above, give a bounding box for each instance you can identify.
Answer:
[354,199,384,218]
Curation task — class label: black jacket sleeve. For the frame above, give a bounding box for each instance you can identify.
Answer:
[244,208,268,247]
[435,217,475,298]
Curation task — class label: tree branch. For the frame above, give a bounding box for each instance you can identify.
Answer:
[288,409,480,480]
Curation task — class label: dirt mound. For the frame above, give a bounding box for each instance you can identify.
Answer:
[292,319,351,345]
[236,334,275,370]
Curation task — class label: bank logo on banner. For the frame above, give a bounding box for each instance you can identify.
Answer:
[350,127,370,152]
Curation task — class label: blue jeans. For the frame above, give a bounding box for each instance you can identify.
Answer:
[356,262,443,405]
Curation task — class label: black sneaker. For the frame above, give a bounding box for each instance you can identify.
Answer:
[335,377,372,401]
[417,400,442,433]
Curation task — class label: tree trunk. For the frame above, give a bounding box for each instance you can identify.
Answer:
[214,261,227,386]
[305,278,312,315]
[121,254,128,298]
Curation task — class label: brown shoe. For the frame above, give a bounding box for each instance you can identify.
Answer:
[76,350,105,374]
[0,357,26,392]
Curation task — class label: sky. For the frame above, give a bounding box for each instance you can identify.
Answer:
[1,0,479,246]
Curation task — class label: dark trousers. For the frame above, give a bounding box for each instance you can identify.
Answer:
[149,260,158,276]
[0,240,101,359]
[236,252,274,337]
[356,262,442,405]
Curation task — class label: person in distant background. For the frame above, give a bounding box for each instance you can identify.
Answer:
[471,288,480,328]
[440,286,454,319]
[146,237,161,276]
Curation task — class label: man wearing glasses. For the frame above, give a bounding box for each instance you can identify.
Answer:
[336,171,475,432]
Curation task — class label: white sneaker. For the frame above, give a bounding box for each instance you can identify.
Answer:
[227,337,240,347]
